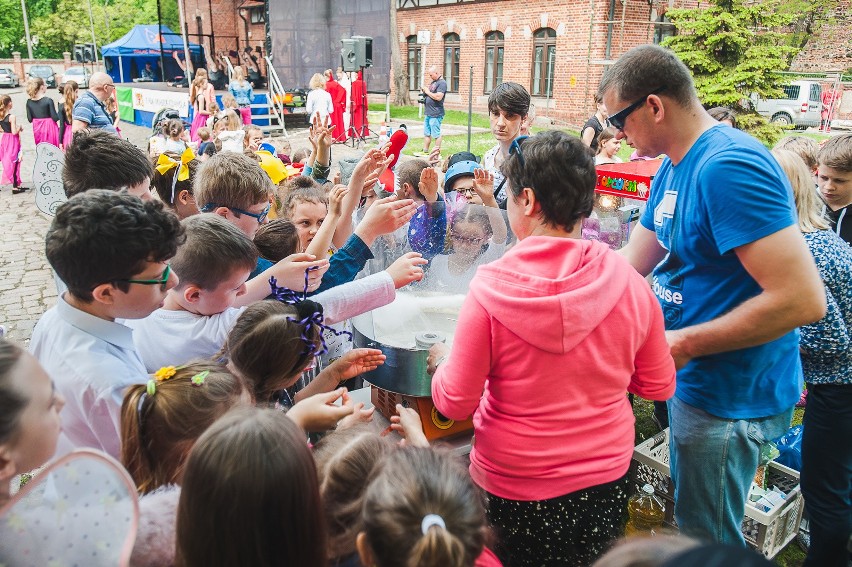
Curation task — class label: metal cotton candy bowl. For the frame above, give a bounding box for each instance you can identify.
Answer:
[353,201,512,396]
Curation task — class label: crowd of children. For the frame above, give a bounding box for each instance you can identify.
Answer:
[1,49,851,567]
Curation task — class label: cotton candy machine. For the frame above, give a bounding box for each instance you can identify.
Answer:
[584,159,662,249]
[354,201,512,440]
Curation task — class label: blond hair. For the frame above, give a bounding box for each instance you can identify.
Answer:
[231,66,245,83]
[772,149,830,233]
[220,93,238,109]
[309,73,326,90]
[774,136,820,171]
[25,77,44,99]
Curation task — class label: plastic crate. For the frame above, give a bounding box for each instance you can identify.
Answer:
[630,429,804,559]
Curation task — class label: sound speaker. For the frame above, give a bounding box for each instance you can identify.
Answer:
[83,44,96,63]
[74,45,85,63]
[352,36,373,68]
[340,39,358,72]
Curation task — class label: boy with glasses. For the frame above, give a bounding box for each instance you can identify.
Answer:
[29,190,184,458]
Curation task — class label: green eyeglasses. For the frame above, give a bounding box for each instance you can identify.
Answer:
[117,264,172,291]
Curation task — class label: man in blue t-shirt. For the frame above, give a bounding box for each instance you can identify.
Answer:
[419,66,447,156]
[599,45,826,545]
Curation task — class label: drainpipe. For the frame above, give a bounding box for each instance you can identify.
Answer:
[605,0,616,60]
[239,9,250,51]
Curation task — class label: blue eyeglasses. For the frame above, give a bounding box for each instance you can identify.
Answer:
[607,86,667,131]
[201,202,270,224]
[508,135,530,169]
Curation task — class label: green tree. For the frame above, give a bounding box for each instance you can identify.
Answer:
[662,0,824,145]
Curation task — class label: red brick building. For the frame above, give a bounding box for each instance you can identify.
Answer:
[394,0,703,124]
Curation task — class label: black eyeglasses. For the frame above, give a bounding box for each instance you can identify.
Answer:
[116,264,172,291]
[201,202,270,224]
[508,135,530,168]
[607,86,667,131]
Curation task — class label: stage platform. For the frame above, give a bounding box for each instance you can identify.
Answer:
[114,81,297,132]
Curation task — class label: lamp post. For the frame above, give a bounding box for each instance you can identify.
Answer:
[20,0,33,59]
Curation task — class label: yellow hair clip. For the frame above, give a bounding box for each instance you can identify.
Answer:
[153,366,177,381]
[155,147,196,182]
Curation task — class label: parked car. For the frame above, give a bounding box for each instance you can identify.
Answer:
[0,68,20,88]
[27,64,57,88]
[59,66,92,90]
[754,80,822,129]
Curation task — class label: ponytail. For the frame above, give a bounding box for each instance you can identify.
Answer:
[120,383,156,493]
[408,524,468,567]
[0,95,11,121]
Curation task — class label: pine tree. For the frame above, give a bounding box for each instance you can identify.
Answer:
[662,0,823,145]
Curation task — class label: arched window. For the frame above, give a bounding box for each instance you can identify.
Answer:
[484,31,504,94]
[531,28,556,97]
[443,33,460,93]
[407,35,421,91]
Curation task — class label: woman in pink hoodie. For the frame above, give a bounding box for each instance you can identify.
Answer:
[429,131,676,567]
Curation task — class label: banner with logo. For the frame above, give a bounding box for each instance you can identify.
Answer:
[131,87,189,117]
[116,87,135,122]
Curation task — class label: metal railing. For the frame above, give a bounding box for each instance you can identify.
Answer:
[264,55,288,137]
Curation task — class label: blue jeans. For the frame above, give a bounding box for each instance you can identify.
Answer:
[801,383,852,567]
[668,396,793,544]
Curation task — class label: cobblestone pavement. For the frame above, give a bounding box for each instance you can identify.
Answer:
[0,86,466,344]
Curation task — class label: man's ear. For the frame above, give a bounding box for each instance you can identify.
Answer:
[356,532,375,567]
[0,444,17,483]
[91,283,118,305]
[647,94,666,124]
[400,182,414,199]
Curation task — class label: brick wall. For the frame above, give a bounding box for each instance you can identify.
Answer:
[790,0,852,74]
[395,0,699,127]
[182,0,266,71]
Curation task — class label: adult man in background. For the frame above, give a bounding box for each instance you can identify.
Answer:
[419,66,446,156]
[599,44,826,545]
[72,72,118,135]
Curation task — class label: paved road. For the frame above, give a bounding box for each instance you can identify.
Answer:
[0,86,468,344]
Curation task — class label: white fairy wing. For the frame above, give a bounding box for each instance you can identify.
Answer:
[32,142,66,216]
[0,449,139,567]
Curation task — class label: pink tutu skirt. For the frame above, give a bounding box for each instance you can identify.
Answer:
[32,118,59,147]
[189,111,208,141]
[239,106,252,125]
[62,124,74,149]
[0,133,22,186]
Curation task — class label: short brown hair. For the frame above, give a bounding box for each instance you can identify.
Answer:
[221,300,321,404]
[774,136,820,171]
[0,339,26,446]
[818,133,852,173]
[171,215,257,290]
[176,407,326,567]
[63,130,154,198]
[120,361,245,494]
[281,186,326,219]
[253,218,299,262]
[396,158,431,200]
[598,44,696,108]
[194,151,273,211]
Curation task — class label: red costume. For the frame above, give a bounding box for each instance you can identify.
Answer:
[326,76,347,142]
[350,71,368,138]
[821,88,841,132]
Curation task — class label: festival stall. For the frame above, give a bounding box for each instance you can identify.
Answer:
[101,25,203,84]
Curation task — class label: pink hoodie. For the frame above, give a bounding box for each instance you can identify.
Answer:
[432,236,675,501]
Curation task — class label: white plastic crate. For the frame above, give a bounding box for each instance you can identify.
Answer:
[630,428,804,559]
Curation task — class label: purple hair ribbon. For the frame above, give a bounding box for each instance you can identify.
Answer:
[268,271,353,356]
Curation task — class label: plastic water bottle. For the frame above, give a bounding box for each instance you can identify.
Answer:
[625,484,664,537]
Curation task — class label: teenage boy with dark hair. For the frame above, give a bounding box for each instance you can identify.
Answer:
[30,190,184,458]
[482,82,531,204]
[63,129,154,200]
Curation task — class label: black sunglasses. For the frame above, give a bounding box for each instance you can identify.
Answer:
[608,86,667,131]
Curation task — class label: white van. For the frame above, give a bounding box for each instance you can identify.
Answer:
[754,80,822,129]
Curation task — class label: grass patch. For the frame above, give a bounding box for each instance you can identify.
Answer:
[370,103,491,129]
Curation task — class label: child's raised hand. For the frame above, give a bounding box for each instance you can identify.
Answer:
[427,147,442,167]
[352,147,387,181]
[272,253,330,292]
[472,168,498,207]
[328,184,349,217]
[355,195,418,245]
[327,348,386,383]
[418,167,440,202]
[386,252,428,289]
[286,388,354,432]
[388,404,429,447]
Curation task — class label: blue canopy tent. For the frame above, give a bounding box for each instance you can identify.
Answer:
[101,25,203,84]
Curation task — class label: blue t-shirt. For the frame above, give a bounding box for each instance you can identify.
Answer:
[640,125,801,419]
